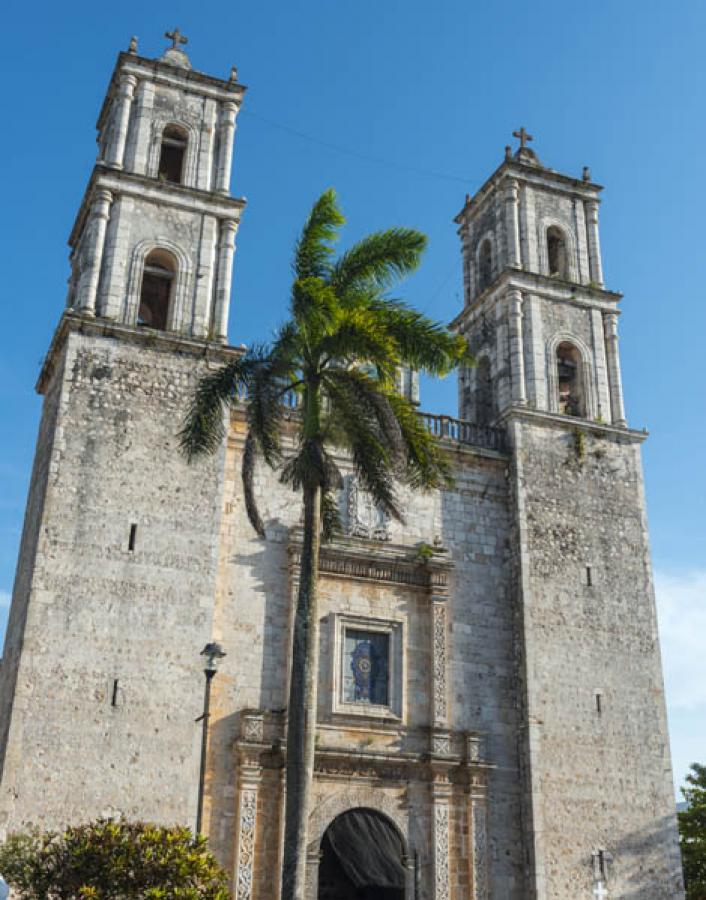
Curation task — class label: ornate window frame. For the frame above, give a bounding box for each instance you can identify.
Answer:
[330,613,405,721]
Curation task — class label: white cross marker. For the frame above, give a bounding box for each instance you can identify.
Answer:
[593,882,608,900]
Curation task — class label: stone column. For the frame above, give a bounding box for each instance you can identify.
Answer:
[105,74,136,169]
[124,80,154,174]
[98,195,133,320]
[603,312,627,426]
[590,309,611,421]
[193,214,218,338]
[213,220,238,341]
[503,178,521,269]
[585,200,604,287]
[215,102,238,193]
[432,780,452,900]
[197,99,218,191]
[77,189,112,316]
[507,289,527,406]
[234,759,261,900]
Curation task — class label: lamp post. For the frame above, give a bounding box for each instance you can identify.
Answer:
[196,641,226,835]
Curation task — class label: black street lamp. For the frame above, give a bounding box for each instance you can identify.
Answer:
[195,641,226,835]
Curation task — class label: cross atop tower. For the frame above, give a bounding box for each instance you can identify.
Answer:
[165,27,188,50]
[512,126,533,150]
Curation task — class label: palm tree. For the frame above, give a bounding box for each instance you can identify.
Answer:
[180,188,470,900]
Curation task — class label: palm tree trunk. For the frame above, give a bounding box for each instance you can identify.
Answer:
[281,482,321,900]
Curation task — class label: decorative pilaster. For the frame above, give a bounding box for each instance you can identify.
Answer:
[124,79,155,174]
[503,178,521,269]
[213,220,238,341]
[105,74,136,169]
[77,189,112,316]
[234,760,261,900]
[603,312,627,426]
[507,289,527,406]
[470,796,489,900]
[585,200,604,287]
[97,195,133,319]
[431,597,449,727]
[216,102,238,193]
[432,783,452,900]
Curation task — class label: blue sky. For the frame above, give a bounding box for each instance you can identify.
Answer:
[1,0,704,796]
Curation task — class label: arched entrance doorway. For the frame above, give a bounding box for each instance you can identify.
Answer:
[318,808,407,900]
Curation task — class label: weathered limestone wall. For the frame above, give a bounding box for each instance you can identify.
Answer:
[0,320,228,833]
[205,425,525,898]
[511,417,684,899]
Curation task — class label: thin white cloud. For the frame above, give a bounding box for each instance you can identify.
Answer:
[654,568,706,793]
[0,590,10,610]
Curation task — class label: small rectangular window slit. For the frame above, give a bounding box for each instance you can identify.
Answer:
[111,679,119,707]
[595,691,602,715]
[128,524,137,552]
[586,565,593,587]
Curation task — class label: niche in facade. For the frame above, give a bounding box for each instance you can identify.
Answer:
[158,125,188,184]
[475,357,494,426]
[478,239,493,291]
[556,342,584,416]
[138,249,175,330]
[547,226,568,278]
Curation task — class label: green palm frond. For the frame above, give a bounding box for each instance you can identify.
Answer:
[386,392,453,490]
[294,188,345,280]
[179,355,261,461]
[369,298,473,374]
[323,367,405,466]
[331,228,426,293]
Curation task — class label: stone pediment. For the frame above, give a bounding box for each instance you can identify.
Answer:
[287,529,452,594]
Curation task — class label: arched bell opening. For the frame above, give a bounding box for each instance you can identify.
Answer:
[318,808,407,900]
[158,124,188,184]
[138,248,176,330]
[556,341,585,416]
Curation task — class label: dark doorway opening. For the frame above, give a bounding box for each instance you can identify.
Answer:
[318,808,406,900]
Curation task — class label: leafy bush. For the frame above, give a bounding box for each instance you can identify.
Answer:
[680,763,706,899]
[0,819,230,899]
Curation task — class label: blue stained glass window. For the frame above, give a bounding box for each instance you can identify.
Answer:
[343,629,389,706]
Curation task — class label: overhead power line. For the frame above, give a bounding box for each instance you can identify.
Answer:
[240,108,472,185]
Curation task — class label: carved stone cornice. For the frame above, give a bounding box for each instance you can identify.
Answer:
[288,530,453,593]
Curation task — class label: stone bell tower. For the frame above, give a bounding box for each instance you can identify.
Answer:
[453,132,684,899]
[0,32,245,834]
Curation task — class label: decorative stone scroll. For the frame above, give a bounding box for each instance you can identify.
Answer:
[235,788,257,900]
[433,802,451,900]
[432,603,449,725]
[471,800,489,900]
[347,477,391,541]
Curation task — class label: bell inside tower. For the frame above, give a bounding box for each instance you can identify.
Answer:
[556,342,584,416]
[138,250,176,330]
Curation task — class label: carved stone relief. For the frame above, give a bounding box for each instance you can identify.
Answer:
[433,603,448,724]
[236,789,257,900]
[347,477,391,541]
[434,802,451,900]
[472,801,489,900]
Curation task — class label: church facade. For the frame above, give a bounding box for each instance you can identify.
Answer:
[0,34,685,900]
